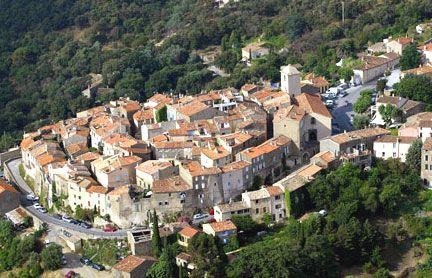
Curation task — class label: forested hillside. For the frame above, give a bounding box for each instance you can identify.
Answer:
[0,0,431,150]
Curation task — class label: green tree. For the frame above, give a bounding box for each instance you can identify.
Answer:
[376,79,387,92]
[354,90,373,114]
[400,44,421,70]
[353,114,370,130]
[151,210,162,257]
[147,245,177,278]
[188,233,227,278]
[155,106,167,123]
[338,67,353,82]
[40,244,63,270]
[378,104,402,126]
[0,220,14,247]
[406,139,422,173]
[251,175,263,191]
[379,181,402,214]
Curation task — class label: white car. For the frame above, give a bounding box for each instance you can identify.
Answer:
[62,215,73,223]
[33,203,42,210]
[26,194,39,201]
[325,100,335,107]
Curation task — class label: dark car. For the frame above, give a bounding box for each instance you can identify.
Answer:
[52,214,62,220]
[79,222,91,229]
[91,263,105,271]
[103,224,117,232]
[80,257,91,265]
[70,219,79,225]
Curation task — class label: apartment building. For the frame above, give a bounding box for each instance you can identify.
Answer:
[373,135,416,162]
[91,155,142,188]
[135,160,178,190]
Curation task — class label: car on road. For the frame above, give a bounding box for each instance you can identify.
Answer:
[325,100,335,108]
[103,224,118,232]
[52,213,62,220]
[339,91,348,97]
[80,257,92,265]
[78,221,91,229]
[193,213,210,220]
[26,194,39,202]
[33,203,42,210]
[64,271,76,278]
[37,207,48,213]
[62,215,73,223]
[63,230,72,237]
[91,263,105,271]
[62,255,67,265]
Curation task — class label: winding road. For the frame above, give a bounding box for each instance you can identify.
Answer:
[6,158,127,238]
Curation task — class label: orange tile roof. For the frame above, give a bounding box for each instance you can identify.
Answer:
[241,135,291,159]
[152,141,195,149]
[86,185,109,194]
[179,226,200,238]
[133,109,154,122]
[374,135,416,144]
[20,137,35,150]
[108,185,129,196]
[265,186,283,196]
[76,152,101,161]
[136,160,173,175]
[152,176,190,193]
[402,65,432,76]
[221,161,251,173]
[312,151,336,163]
[326,128,389,144]
[122,101,141,112]
[113,255,157,273]
[176,101,210,117]
[201,146,230,160]
[207,220,237,233]
[180,161,221,177]
[241,84,259,92]
[295,93,332,118]
[297,164,322,180]
[423,137,432,151]
[418,42,432,51]
[396,37,414,45]
[0,180,18,194]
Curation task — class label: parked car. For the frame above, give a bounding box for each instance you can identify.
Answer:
[70,219,79,225]
[64,271,76,278]
[52,214,62,220]
[62,255,67,265]
[339,91,348,97]
[62,215,73,223]
[79,222,91,229]
[103,224,117,232]
[325,100,335,108]
[37,207,48,213]
[63,230,72,237]
[91,263,105,271]
[318,210,327,216]
[33,203,42,210]
[193,213,209,220]
[80,257,92,265]
[26,194,39,202]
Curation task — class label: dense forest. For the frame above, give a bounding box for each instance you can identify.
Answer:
[0,0,431,150]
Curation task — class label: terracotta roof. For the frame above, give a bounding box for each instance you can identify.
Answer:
[0,180,18,194]
[216,201,249,212]
[113,255,157,273]
[152,141,194,149]
[295,93,332,118]
[374,135,416,144]
[303,73,329,88]
[152,176,190,193]
[221,161,251,173]
[136,160,173,175]
[423,138,432,151]
[418,42,432,52]
[325,128,389,144]
[297,164,322,180]
[20,137,35,149]
[178,226,199,238]
[354,54,398,71]
[108,185,129,196]
[274,105,307,122]
[176,101,210,117]
[180,161,221,177]
[241,84,259,92]
[402,65,432,76]
[312,151,336,163]
[122,101,141,112]
[103,133,138,147]
[201,146,230,160]
[86,185,109,194]
[242,42,268,52]
[66,143,88,155]
[176,252,192,262]
[133,109,154,122]
[76,152,101,162]
[241,135,291,159]
[266,186,284,196]
[396,37,414,45]
[206,220,237,233]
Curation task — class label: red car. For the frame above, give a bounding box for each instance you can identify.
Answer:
[64,271,76,278]
[103,224,117,232]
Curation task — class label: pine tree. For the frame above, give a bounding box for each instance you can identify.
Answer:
[151,209,162,257]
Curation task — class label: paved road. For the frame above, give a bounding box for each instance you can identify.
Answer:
[6,158,127,238]
[330,82,377,132]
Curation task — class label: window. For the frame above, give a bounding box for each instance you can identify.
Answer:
[255,208,259,213]
[430,165,432,170]
[255,200,259,204]
[311,117,316,124]
[275,195,280,200]
[426,164,429,170]
[393,143,396,148]
[393,152,396,158]
[276,204,281,209]
[263,207,267,213]
[382,152,385,157]
[426,155,429,161]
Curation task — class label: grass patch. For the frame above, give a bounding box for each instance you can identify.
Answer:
[19,163,35,191]
[82,238,130,266]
